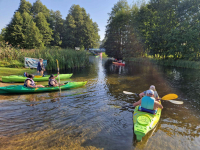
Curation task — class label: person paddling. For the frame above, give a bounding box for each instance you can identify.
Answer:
[24,74,44,88]
[37,58,45,76]
[139,85,160,101]
[48,72,64,87]
[133,90,163,110]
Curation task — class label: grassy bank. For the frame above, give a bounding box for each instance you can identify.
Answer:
[0,67,35,81]
[0,45,89,70]
[128,57,200,69]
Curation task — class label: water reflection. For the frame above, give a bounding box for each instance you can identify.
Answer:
[0,57,200,150]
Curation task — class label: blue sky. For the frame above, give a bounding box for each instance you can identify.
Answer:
[0,0,148,40]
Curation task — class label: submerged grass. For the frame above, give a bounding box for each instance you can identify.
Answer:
[128,57,200,69]
[0,45,89,70]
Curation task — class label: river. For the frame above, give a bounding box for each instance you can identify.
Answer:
[0,56,199,150]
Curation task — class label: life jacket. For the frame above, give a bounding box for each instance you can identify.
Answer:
[49,79,58,86]
[141,96,155,110]
[24,78,35,87]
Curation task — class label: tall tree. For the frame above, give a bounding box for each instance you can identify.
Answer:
[4,12,24,47]
[35,12,53,46]
[31,0,50,19]
[17,0,32,14]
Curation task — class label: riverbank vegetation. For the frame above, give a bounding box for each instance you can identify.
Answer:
[102,0,200,68]
[0,0,100,49]
[0,43,89,70]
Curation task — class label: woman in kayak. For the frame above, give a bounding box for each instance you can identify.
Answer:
[24,74,45,88]
[139,85,160,101]
[37,58,45,76]
[48,73,64,87]
[133,90,163,110]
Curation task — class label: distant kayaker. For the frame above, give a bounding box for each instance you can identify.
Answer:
[24,74,45,88]
[37,58,45,76]
[133,90,163,110]
[139,85,160,101]
[48,72,64,87]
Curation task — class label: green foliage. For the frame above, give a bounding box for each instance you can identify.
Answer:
[0,42,89,69]
[104,0,200,62]
[35,12,53,46]
[62,5,100,49]
[3,0,100,50]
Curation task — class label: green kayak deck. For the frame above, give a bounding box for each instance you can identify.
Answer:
[0,81,87,94]
[2,74,73,83]
[133,102,162,141]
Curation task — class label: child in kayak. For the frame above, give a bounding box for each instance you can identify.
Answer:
[24,74,45,88]
[48,73,64,87]
[139,85,160,101]
[133,90,163,110]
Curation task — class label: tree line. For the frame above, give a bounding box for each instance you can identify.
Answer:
[103,0,200,61]
[0,0,100,49]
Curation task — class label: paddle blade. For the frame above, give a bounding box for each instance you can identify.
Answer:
[169,100,183,104]
[123,91,135,95]
[34,75,42,78]
[162,94,178,100]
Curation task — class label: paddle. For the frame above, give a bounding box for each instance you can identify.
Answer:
[123,91,183,104]
[56,59,61,93]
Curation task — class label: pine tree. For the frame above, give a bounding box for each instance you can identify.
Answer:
[35,12,53,46]
[4,12,24,47]
[31,0,50,19]
[17,0,32,14]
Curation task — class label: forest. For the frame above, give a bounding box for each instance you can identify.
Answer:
[0,0,100,50]
[103,0,200,62]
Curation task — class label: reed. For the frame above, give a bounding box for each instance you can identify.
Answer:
[0,44,89,70]
[128,57,200,69]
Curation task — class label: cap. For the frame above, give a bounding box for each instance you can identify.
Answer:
[147,90,154,95]
[150,85,156,91]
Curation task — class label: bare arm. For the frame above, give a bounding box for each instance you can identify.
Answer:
[133,99,142,107]
[154,101,163,109]
[139,92,145,98]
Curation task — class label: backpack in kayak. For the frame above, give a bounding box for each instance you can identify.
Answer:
[138,106,157,115]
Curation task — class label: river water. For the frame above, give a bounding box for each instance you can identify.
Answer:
[0,56,199,150]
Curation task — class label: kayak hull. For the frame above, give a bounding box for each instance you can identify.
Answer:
[133,102,162,141]
[0,81,87,94]
[112,62,125,66]
[2,74,73,83]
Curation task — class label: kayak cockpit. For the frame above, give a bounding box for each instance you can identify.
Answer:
[138,106,157,115]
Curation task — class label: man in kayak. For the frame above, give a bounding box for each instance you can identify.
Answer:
[139,85,160,101]
[48,73,64,87]
[133,90,163,110]
[24,74,45,88]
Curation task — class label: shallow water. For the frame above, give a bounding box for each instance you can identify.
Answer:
[0,56,199,150]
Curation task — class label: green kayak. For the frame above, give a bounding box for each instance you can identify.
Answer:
[0,81,87,94]
[133,101,162,141]
[2,74,73,83]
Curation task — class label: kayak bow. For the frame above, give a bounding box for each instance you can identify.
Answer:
[133,101,162,141]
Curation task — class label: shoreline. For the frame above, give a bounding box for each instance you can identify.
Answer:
[127,57,200,69]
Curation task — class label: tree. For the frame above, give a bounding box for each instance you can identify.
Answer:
[4,12,24,47]
[35,12,53,46]
[17,0,32,14]
[31,0,50,19]
[0,28,6,42]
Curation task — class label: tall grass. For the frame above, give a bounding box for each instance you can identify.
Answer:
[0,44,89,70]
[128,57,200,69]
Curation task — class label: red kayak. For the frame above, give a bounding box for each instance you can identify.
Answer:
[113,62,125,66]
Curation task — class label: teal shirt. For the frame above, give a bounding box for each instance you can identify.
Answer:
[141,96,155,110]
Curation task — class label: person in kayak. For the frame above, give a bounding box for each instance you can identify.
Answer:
[48,73,64,87]
[139,85,160,101]
[133,90,163,110]
[24,74,45,88]
[37,58,45,77]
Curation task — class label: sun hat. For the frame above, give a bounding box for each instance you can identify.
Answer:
[147,90,154,95]
[150,85,156,91]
